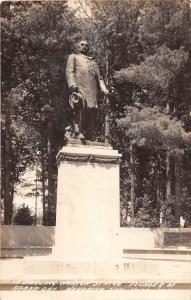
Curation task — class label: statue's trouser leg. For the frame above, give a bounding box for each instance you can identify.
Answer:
[84,108,97,140]
[73,109,85,134]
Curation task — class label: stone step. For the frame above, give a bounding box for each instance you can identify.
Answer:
[123,248,191,256]
[123,249,191,262]
[1,257,190,281]
[1,247,52,258]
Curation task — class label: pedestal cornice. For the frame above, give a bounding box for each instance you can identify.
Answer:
[57,144,122,166]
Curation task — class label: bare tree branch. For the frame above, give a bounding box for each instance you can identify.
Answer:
[77,0,110,48]
[111,54,121,68]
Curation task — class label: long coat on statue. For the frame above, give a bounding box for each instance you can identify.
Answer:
[66,53,106,108]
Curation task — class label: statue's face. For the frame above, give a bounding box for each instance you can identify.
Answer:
[77,40,90,55]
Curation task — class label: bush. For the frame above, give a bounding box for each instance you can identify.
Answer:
[160,196,177,227]
[133,195,160,227]
[13,203,34,225]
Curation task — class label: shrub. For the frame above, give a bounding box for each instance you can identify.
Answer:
[13,204,34,225]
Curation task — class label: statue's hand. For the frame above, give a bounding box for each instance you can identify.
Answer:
[102,88,109,96]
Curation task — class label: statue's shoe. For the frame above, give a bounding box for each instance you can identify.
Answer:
[75,132,85,140]
[65,125,72,131]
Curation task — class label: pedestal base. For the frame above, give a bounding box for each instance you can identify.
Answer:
[54,143,122,261]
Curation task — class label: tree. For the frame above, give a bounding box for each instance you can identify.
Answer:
[116,106,191,226]
[1,2,37,223]
[1,2,12,224]
[114,44,189,109]
[112,0,191,226]
[1,1,83,223]
[10,1,83,218]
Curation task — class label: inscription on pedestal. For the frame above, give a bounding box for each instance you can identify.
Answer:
[164,232,191,246]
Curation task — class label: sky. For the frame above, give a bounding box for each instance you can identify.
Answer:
[14,166,43,219]
[67,0,92,17]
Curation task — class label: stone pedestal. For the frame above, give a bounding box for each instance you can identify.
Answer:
[53,142,122,262]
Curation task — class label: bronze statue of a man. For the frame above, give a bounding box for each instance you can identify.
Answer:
[65,40,108,141]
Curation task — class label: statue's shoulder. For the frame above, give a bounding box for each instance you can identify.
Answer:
[67,53,81,62]
[67,53,76,59]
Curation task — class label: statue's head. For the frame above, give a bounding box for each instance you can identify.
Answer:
[77,40,90,55]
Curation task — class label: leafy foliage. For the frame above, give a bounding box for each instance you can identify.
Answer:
[117,106,191,149]
[114,45,188,97]
[13,204,34,225]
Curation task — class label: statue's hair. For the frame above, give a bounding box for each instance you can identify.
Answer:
[76,38,89,44]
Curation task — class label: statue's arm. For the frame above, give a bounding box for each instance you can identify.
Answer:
[96,64,109,95]
[99,77,109,95]
[66,54,78,91]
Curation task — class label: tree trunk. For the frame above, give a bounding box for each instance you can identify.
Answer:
[130,142,135,218]
[2,2,13,224]
[10,183,15,224]
[175,154,182,227]
[41,142,46,225]
[104,50,110,144]
[40,129,46,224]
[3,95,13,224]
[156,171,160,203]
[47,120,53,212]
[104,95,110,144]
[166,150,171,198]
[34,167,38,226]
[156,152,161,224]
